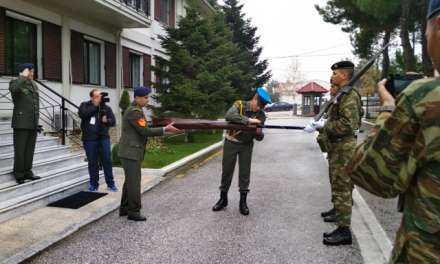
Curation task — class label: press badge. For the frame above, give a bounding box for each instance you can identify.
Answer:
[90,117,96,125]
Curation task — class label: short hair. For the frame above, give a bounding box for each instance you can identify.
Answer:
[340,68,354,80]
[89,88,100,98]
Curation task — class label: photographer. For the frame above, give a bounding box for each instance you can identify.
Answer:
[78,89,117,192]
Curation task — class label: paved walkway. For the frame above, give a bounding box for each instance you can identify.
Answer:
[27,117,364,264]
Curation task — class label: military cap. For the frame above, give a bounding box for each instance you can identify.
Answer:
[17,63,34,73]
[331,61,355,71]
[256,87,272,105]
[134,86,152,97]
[428,0,440,19]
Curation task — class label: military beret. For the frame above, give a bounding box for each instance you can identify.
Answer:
[134,86,152,97]
[17,63,34,73]
[331,61,355,71]
[256,87,272,105]
[428,0,440,19]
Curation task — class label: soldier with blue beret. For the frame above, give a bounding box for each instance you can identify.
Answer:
[212,88,271,215]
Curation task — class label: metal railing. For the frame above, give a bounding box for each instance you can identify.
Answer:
[362,96,381,120]
[0,79,82,147]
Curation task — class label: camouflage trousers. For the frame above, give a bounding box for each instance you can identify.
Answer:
[328,138,356,227]
[327,152,335,205]
[390,214,440,264]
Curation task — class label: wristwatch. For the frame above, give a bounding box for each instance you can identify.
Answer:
[379,105,395,113]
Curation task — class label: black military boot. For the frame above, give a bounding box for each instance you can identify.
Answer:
[323,213,337,223]
[321,208,335,218]
[127,213,147,222]
[212,191,228,211]
[323,226,352,245]
[239,192,249,215]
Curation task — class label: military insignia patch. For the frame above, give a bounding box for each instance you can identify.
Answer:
[137,118,147,127]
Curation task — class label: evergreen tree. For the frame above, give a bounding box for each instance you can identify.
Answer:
[223,0,271,99]
[153,2,242,119]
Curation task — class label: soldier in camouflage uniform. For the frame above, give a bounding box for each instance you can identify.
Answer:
[346,2,440,262]
[318,61,363,246]
[212,88,271,216]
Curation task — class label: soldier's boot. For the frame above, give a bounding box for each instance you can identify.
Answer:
[321,208,335,218]
[323,226,352,246]
[239,192,249,216]
[323,213,337,223]
[212,191,228,211]
[127,213,147,222]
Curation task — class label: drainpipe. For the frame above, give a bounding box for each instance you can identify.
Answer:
[115,29,123,139]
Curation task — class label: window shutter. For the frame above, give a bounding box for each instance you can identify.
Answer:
[143,54,151,87]
[0,8,6,75]
[123,47,130,88]
[71,30,84,84]
[154,0,161,21]
[105,42,116,88]
[42,22,61,81]
[170,0,176,27]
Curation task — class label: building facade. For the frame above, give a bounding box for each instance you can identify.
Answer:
[0,0,213,119]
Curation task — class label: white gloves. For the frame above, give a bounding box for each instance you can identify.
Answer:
[304,119,326,133]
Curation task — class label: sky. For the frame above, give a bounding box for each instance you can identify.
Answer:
[220,0,357,85]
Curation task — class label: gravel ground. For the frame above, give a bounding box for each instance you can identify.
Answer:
[26,117,363,264]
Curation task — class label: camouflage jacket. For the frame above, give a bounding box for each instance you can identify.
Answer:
[347,78,440,234]
[225,100,266,144]
[322,88,362,142]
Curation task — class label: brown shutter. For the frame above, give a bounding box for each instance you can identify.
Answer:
[71,30,84,84]
[105,42,116,88]
[143,54,151,87]
[123,47,130,88]
[0,8,6,75]
[154,0,161,21]
[42,22,61,81]
[170,0,176,27]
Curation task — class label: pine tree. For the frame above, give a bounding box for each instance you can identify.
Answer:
[119,89,131,115]
[222,0,271,99]
[153,2,242,119]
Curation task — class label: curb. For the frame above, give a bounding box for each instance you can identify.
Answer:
[1,141,223,264]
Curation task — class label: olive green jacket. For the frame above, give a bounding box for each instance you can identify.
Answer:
[9,77,40,130]
[118,104,164,161]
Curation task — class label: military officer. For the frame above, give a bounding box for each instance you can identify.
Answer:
[212,88,271,215]
[9,63,41,184]
[118,86,181,221]
[347,1,440,262]
[313,61,363,246]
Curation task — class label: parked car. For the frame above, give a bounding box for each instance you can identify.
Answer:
[265,102,293,112]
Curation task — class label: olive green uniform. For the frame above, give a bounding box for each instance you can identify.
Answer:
[118,104,164,216]
[219,101,266,193]
[9,76,40,181]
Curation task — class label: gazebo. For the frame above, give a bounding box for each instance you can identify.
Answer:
[297,82,329,116]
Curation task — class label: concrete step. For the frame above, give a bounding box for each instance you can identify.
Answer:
[0,153,86,189]
[0,136,60,155]
[0,131,47,143]
[0,164,91,211]
[0,121,11,130]
[0,145,72,168]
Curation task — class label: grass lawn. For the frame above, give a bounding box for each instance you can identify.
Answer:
[141,131,223,169]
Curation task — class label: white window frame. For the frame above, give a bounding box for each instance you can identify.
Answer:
[6,11,43,79]
[83,35,106,87]
[129,50,143,88]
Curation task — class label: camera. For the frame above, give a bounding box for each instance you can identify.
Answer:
[99,92,110,116]
[385,73,424,98]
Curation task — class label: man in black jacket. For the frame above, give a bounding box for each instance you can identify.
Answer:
[78,89,117,192]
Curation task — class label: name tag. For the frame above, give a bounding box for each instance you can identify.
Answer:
[90,117,96,125]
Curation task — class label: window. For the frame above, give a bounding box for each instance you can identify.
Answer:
[159,0,171,25]
[125,0,150,15]
[130,53,141,88]
[83,40,101,85]
[5,16,37,75]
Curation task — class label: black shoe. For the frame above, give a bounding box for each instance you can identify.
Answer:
[321,208,335,218]
[16,179,25,184]
[239,192,249,216]
[212,191,228,211]
[323,226,352,246]
[323,228,337,238]
[323,213,337,223]
[28,175,41,181]
[119,210,128,217]
[127,214,147,222]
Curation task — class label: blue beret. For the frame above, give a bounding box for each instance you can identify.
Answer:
[428,0,440,19]
[256,87,272,105]
[17,63,34,73]
[134,86,152,97]
[331,61,354,70]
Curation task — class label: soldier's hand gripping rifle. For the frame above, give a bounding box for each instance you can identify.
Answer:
[153,118,305,131]
[314,43,392,122]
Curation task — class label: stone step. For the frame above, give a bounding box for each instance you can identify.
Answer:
[0,145,72,168]
[0,153,86,189]
[0,164,90,210]
[0,131,47,143]
[0,137,60,155]
[0,121,11,130]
